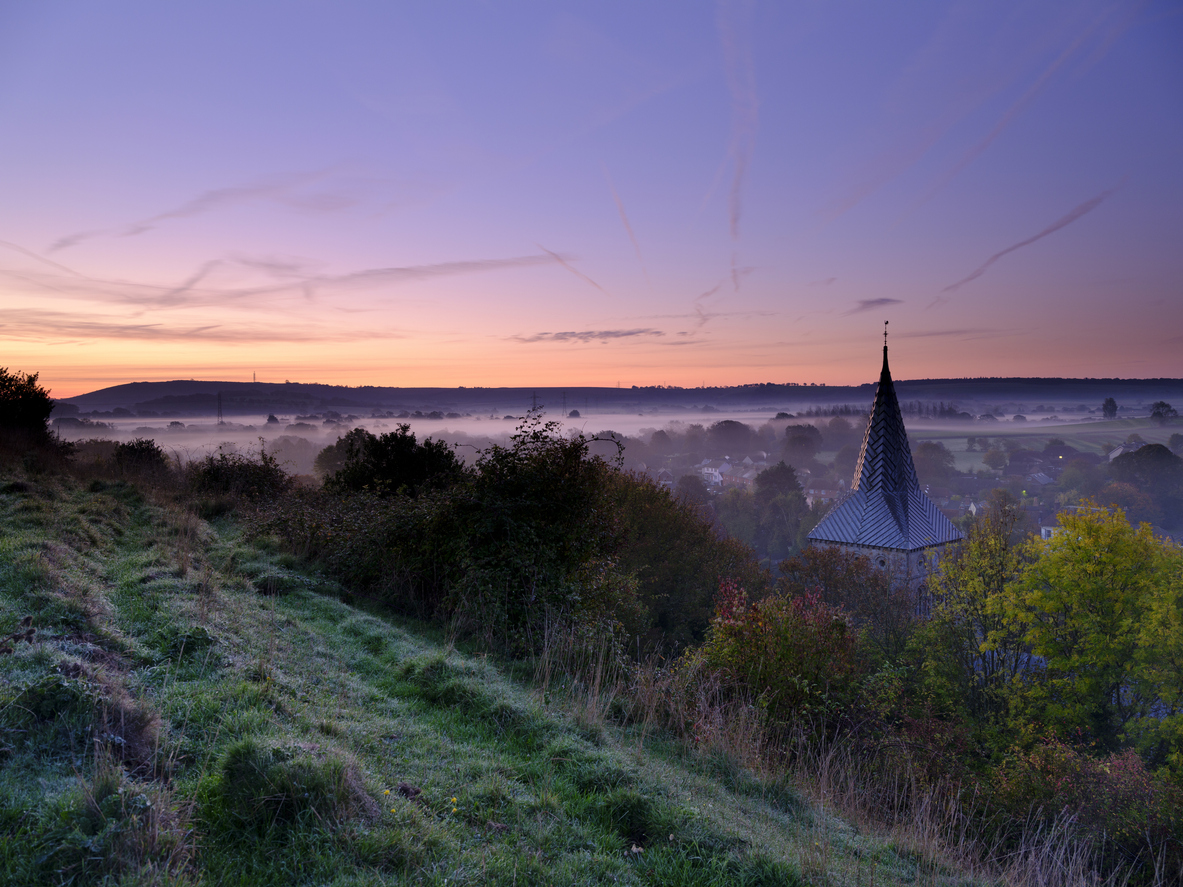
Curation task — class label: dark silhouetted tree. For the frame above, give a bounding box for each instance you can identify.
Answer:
[0,368,54,437]
[1150,401,1177,425]
[321,425,463,496]
[1102,397,1118,420]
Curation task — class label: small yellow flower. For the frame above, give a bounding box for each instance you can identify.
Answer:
[384,789,391,795]
[451,797,457,803]
[391,808,396,814]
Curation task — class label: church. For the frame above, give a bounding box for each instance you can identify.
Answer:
[807,333,963,602]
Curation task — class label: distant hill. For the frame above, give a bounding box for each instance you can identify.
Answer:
[56,377,1183,419]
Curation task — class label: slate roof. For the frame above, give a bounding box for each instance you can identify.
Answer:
[808,345,963,552]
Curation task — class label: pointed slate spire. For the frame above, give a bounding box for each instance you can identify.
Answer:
[852,344,920,495]
[808,337,962,552]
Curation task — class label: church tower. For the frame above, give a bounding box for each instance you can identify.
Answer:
[807,331,962,601]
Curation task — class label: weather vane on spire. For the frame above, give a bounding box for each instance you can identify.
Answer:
[884,320,889,347]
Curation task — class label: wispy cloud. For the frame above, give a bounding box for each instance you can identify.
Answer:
[0,247,567,310]
[846,298,902,315]
[48,170,347,252]
[896,327,1013,340]
[808,277,837,287]
[0,308,406,343]
[511,328,664,344]
[941,185,1119,294]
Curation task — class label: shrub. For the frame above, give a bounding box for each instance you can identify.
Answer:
[319,425,464,495]
[701,579,867,731]
[186,444,291,502]
[0,368,72,467]
[113,438,172,480]
[607,471,768,651]
[990,739,1183,880]
[778,546,912,663]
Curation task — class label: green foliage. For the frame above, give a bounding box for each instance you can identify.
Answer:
[981,447,1007,471]
[913,441,955,486]
[260,412,639,652]
[920,492,1031,732]
[1107,443,1183,528]
[701,579,866,730]
[782,424,821,467]
[998,505,1180,752]
[706,419,755,455]
[713,462,810,565]
[1150,400,1178,425]
[319,424,464,495]
[608,471,768,650]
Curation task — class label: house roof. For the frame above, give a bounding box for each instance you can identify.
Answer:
[808,344,963,552]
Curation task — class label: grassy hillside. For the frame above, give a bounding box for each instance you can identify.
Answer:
[1,468,986,886]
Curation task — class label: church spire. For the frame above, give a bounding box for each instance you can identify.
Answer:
[807,331,961,553]
[851,333,920,495]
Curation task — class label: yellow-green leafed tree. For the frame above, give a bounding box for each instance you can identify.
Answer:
[997,504,1182,755]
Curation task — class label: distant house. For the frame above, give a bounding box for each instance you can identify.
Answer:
[1108,441,1146,461]
[655,468,674,489]
[722,468,760,489]
[699,460,732,486]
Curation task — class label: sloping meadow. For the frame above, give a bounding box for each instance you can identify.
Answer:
[0,468,968,887]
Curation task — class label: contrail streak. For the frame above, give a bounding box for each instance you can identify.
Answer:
[918,6,1130,206]
[942,186,1118,294]
[718,0,758,242]
[602,165,650,287]
[536,245,606,293]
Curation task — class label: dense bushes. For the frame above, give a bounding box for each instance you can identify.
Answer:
[255,414,770,655]
[701,580,865,730]
[991,740,1183,878]
[318,425,463,495]
[187,445,291,501]
[607,471,769,650]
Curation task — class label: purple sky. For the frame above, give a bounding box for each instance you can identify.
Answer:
[1,1,1180,396]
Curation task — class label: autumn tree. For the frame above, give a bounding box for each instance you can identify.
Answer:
[921,491,1032,729]
[913,440,955,486]
[778,545,913,662]
[996,505,1172,751]
[982,447,1008,471]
